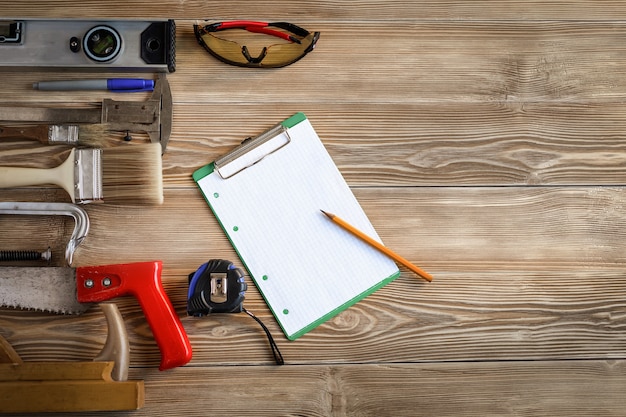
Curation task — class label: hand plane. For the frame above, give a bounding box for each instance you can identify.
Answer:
[0,73,172,152]
[0,303,144,413]
[0,261,192,371]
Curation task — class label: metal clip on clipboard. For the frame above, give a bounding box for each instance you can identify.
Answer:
[214,124,291,179]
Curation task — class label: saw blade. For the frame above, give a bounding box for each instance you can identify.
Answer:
[0,267,90,314]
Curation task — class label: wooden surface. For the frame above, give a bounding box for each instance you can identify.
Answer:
[1,2,626,416]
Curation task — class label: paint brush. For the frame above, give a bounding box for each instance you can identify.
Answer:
[0,143,163,205]
[0,123,112,147]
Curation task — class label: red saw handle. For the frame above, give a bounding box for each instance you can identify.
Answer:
[75,260,192,371]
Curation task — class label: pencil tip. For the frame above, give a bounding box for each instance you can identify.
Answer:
[320,210,334,218]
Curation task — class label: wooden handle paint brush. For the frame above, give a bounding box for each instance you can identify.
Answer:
[0,143,163,205]
[321,210,433,282]
[0,123,112,146]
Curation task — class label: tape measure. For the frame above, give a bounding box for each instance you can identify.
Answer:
[187,259,247,316]
[187,259,284,365]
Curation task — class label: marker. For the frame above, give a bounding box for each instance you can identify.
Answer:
[33,78,155,92]
[321,210,433,282]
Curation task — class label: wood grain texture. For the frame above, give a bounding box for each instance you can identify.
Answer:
[1,2,626,416]
[3,22,626,186]
[1,186,624,267]
[2,361,622,417]
[4,101,626,186]
[1,189,625,368]
[2,264,625,367]
[2,1,626,20]
[2,22,626,104]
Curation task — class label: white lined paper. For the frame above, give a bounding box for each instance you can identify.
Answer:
[196,116,399,339]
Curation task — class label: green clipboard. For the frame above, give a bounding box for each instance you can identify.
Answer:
[193,113,400,340]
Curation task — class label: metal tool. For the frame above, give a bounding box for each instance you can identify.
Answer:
[187,259,284,365]
[0,18,175,72]
[0,303,145,412]
[0,73,172,152]
[0,201,89,265]
[0,260,192,371]
[187,259,247,315]
[0,248,51,262]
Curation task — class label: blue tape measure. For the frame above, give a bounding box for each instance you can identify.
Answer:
[187,259,247,316]
[187,259,284,365]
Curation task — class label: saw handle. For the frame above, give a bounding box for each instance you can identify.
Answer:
[76,261,192,371]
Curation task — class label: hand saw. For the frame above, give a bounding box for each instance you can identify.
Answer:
[0,260,192,371]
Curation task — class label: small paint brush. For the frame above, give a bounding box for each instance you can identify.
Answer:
[0,123,112,147]
[0,142,163,205]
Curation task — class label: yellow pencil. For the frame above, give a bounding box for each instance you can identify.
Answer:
[321,210,433,282]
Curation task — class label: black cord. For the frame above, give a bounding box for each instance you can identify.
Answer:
[243,307,285,365]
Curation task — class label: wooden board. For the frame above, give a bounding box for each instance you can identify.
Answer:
[0,2,625,416]
[111,361,626,416]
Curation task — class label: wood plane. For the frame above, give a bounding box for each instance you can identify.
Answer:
[0,303,144,413]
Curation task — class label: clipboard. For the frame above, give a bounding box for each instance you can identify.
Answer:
[193,112,400,340]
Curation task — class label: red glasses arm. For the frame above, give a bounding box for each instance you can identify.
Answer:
[213,21,296,43]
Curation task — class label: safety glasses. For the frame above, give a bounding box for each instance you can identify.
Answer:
[194,21,320,68]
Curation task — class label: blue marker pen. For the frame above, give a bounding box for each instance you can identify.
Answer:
[33,78,155,92]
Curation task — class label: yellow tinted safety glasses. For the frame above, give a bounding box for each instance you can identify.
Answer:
[194,21,320,68]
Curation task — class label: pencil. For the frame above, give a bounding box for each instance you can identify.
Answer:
[321,210,433,282]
